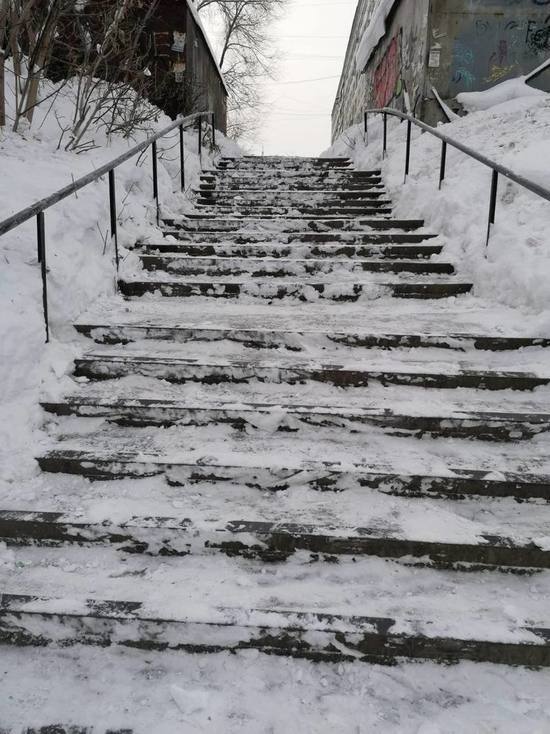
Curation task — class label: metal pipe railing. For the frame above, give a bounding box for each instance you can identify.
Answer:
[0,109,217,342]
[364,107,550,248]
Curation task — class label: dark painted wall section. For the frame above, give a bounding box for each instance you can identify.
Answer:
[148,0,227,132]
[426,0,550,119]
[185,8,227,132]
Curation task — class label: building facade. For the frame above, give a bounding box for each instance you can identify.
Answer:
[147,0,228,132]
[332,0,550,140]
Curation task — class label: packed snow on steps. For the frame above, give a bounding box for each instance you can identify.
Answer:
[2,644,550,733]
[324,94,550,314]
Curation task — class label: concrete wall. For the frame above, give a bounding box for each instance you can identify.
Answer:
[332,0,379,140]
[332,0,431,140]
[332,0,550,139]
[363,0,431,116]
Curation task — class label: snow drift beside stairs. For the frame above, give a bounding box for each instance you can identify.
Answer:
[323,94,550,316]
[0,69,241,482]
[457,77,546,112]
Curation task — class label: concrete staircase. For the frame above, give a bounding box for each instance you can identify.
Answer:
[3,155,550,689]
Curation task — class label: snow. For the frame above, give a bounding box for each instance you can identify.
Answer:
[2,646,549,733]
[324,95,550,313]
[355,0,398,72]
[3,65,550,731]
[457,58,550,113]
[457,77,546,113]
[0,63,240,485]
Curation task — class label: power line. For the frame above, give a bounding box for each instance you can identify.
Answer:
[268,74,341,84]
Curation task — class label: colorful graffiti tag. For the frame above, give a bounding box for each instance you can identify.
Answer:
[374,34,401,108]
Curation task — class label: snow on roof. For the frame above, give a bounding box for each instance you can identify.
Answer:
[355,0,398,72]
[186,0,230,96]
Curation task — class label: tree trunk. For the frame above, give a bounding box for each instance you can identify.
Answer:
[0,50,5,127]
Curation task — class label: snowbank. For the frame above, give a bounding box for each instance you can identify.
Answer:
[457,77,546,112]
[458,59,550,112]
[0,67,240,483]
[323,95,550,317]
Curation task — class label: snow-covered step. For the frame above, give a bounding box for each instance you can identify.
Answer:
[139,241,443,259]
[38,447,550,501]
[1,511,548,569]
[75,320,550,352]
[202,183,386,193]
[138,255,455,277]
[2,549,550,665]
[152,232,439,247]
[201,178,384,191]
[196,188,387,200]
[216,156,353,169]
[117,277,472,300]
[41,395,550,440]
[164,216,425,232]
[72,352,549,391]
[73,298,550,351]
[191,205,394,217]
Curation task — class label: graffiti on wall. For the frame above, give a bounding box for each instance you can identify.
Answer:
[449,10,550,96]
[374,34,402,108]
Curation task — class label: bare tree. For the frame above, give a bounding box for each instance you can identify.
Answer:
[56,0,160,151]
[0,1,7,126]
[3,0,70,131]
[196,0,286,138]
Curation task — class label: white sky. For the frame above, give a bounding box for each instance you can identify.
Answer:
[203,0,358,155]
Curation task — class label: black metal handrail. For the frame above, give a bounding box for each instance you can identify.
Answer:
[364,107,550,248]
[0,110,217,342]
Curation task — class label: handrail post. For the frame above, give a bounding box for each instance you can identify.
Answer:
[36,211,49,343]
[383,112,388,158]
[198,114,203,166]
[211,112,216,150]
[486,170,499,247]
[364,111,368,145]
[404,119,412,183]
[108,169,119,270]
[179,124,185,192]
[152,140,159,225]
[439,141,447,190]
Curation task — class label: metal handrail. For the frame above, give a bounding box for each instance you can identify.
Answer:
[364,107,550,248]
[0,110,217,341]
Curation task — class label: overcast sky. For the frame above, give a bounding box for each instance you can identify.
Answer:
[205,0,358,156]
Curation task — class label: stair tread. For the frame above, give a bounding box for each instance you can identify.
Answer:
[76,349,550,376]
[1,510,549,567]
[2,552,550,642]
[42,385,550,419]
[119,274,468,284]
[74,296,549,340]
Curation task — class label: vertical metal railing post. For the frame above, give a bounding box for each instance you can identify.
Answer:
[36,211,49,343]
[364,111,368,145]
[486,170,499,247]
[198,114,203,166]
[404,119,412,183]
[383,112,388,158]
[108,169,119,270]
[211,112,216,150]
[179,124,185,192]
[439,141,447,190]
[152,140,159,225]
